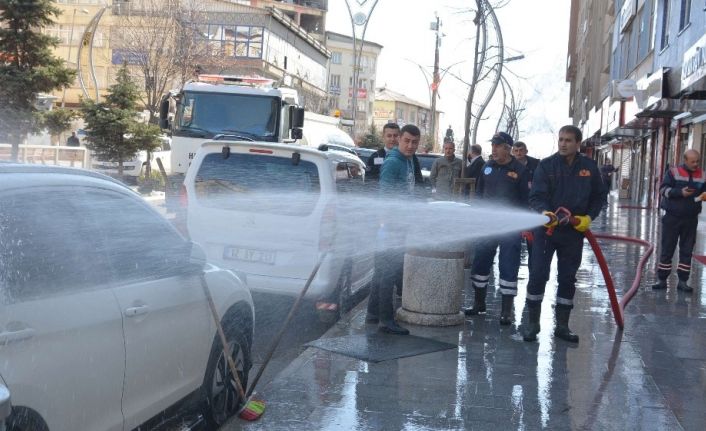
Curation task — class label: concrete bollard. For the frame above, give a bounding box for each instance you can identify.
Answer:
[396,247,466,326]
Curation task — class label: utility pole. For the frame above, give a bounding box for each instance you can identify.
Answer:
[430,13,441,150]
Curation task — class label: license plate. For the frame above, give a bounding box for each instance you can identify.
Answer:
[224,247,276,265]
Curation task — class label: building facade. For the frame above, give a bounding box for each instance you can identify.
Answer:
[47,0,329,112]
[373,87,441,151]
[324,31,382,138]
[567,0,706,207]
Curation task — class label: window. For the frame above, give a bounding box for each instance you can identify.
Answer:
[44,25,105,47]
[85,192,190,283]
[200,24,263,58]
[335,162,365,194]
[329,74,341,94]
[660,0,671,49]
[331,51,342,64]
[0,191,111,302]
[194,153,321,216]
[679,0,691,30]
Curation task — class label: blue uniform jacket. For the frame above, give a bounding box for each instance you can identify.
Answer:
[476,157,530,207]
[659,164,706,218]
[529,153,606,220]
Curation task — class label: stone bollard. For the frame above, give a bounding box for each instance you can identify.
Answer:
[396,246,466,326]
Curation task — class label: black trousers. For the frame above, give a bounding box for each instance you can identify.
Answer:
[367,250,404,321]
[526,227,584,308]
[657,213,699,282]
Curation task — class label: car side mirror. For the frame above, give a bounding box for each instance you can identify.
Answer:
[189,241,207,270]
[289,106,305,128]
[159,97,171,130]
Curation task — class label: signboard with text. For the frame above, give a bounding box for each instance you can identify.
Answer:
[348,88,368,98]
[681,33,706,91]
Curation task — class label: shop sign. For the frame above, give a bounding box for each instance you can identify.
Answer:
[681,34,706,91]
[606,100,622,133]
[348,88,368,98]
[636,68,666,109]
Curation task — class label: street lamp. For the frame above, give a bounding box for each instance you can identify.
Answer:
[344,0,380,137]
[61,8,89,108]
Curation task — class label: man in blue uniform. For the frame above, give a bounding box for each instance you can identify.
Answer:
[652,149,706,292]
[521,125,607,343]
[464,132,530,325]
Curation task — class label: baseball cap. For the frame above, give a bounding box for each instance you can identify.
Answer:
[490,132,514,146]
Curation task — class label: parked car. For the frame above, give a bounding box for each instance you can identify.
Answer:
[0,163,254,431]
[91,135,172,182]
[416,153,443,183]
[183,141,374,321]
[353,147,377,169]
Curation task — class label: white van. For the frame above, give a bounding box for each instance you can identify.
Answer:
[183,141,374,320]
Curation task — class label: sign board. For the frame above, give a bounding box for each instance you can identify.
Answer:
[111,49,146,65]
[681,33,706,91]
[606,100,622,133]
[619,0,636,33]
[348,88,368,98]
[636,68,666,109]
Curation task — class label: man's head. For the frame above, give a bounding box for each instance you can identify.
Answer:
[382,123,400,150]
[71,132,77,137]
[469,144,482,158]
[512,141,528,162]
[398,124,421,158]
[557,125,582,158]
[684,149,701,171]
[442,141,455,160]
[490,132,513,164]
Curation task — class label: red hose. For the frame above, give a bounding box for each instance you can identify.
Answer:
[548,207,654,330]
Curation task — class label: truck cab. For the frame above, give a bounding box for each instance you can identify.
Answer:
[159,75,304,176]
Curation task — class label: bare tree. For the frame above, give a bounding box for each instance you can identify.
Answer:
[111,0,228,121]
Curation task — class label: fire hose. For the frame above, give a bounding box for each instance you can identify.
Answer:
[545,207,654,330]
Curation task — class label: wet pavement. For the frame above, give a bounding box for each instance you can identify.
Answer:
[217,195,706,430]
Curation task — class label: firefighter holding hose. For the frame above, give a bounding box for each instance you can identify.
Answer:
[520,125,608,343]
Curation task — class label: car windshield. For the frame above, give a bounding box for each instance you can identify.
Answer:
[194,152,321,216]
[417,155,439,171]
[174,91,279,141]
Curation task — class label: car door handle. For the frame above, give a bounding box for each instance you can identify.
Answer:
[124,305,150,318]
[0,328,36,345]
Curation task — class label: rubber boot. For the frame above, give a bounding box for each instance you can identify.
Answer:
[499,295,514,326]
[378,274,409,335]
[463,288,487,316]
[677,279,693,292]
[651,279,667,290]
[554,304,579,343]
[520,301,541,342]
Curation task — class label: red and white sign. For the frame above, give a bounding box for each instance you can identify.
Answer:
[348,88,368,98]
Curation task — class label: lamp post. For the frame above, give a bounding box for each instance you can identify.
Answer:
[61,8,89,108]
[344,0,380,137]
[430,12,441,149]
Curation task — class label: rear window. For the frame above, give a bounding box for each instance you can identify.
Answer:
[194,152,321,216]
[417,155,439,171]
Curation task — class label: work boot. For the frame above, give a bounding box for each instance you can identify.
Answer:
[499,295,514,326]
[520,301,541,342]
[379,320,409,335]
[463,288,487,316]
[651,279,668,290]
[554,305,579,343]
[677,280,693,292]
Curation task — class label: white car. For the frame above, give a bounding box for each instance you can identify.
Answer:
[0,163,254,431]
[183,141,375,321]
[91,135,172,181]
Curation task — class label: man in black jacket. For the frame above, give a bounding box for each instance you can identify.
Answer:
[520,125,607,344]
[463,144,485,195]
[652,149,706,292]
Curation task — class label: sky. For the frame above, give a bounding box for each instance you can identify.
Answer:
[325,0,572,158]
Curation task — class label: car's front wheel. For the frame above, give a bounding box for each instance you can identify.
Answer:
[202,320,252,427]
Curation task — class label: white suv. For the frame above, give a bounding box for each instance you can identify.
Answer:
[183,141,374,320]
[0,164,254,431]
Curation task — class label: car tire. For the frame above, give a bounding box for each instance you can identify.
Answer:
[6,408,49,431]
[202,319,252,428]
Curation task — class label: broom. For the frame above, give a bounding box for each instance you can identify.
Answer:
[199,272,265,421]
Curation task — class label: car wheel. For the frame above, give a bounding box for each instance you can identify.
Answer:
[202,320,252,428]
[6,408,49,431]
